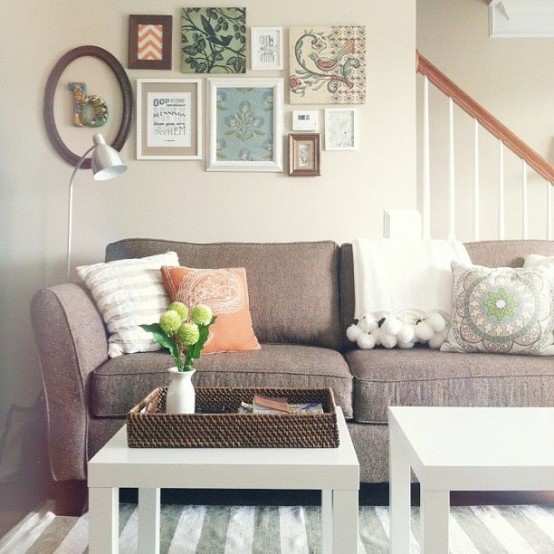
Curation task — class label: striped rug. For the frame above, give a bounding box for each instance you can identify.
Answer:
[1,502,554,553]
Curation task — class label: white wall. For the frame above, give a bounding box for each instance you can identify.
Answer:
[0,0,416,469]
[417,0,554,241]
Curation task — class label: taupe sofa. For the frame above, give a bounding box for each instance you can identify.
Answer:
[31,238,554,514]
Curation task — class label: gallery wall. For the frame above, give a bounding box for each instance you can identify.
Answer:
[0,0,416,477]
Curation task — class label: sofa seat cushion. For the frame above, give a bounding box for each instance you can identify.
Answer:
[346,347,554,423]
[90,344,353,418]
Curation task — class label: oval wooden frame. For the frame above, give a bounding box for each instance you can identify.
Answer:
[43,45,133,168]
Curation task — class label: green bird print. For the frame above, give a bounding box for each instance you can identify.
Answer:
[201,15,233,47]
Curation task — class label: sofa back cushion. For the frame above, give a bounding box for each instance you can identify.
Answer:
[106,239,341,349]
[464,240,554,268]
[339,239,554,352]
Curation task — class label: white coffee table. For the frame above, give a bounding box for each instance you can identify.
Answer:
[388,406,554,553]
[88,407,359,554]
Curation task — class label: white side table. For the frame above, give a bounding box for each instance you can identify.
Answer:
[389,406,554,553]
[88,407,359,553]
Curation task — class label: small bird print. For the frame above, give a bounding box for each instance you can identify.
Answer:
[201,15,232,47]
[308,39,356,73]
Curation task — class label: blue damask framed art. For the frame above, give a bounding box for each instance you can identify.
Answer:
[207,78,283,172]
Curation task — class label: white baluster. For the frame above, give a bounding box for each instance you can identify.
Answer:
[473,120,480,241]
[448,98,455,240]
[498,141,505,239]
[422,76,431,240]
[522,161,528,240]
[546,182,554,240]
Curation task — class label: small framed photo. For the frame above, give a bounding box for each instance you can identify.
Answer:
[288,133,320,176]
[128,15,173,70]
[251,27,284,70]
[292,110,319,132]
[208,78,283,172]
[136,79,202,160]
[324,108,358,151]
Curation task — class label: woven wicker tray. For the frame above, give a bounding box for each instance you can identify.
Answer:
[126,387,339,448]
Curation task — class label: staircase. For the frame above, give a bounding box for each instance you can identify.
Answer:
[417,52,553,241]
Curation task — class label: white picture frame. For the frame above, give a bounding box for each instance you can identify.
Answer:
[136,79,202,160]
[324,108,358,151]
[208,78,284,172]
[251,27,284,70]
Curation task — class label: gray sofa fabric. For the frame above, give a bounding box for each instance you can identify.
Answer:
[464,239,554,267]
[91,345,353,418]
[31,238,554,488]
[106,239,342,350]
[31,284,109,481]
[347,347,554,424]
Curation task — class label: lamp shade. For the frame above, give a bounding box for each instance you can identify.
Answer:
[91,133,127,181]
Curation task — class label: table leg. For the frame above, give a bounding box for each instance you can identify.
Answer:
[138,488,160,554]
[420,489,449,554]
[89,487,118,553]
[389,420,411,554]
[321,489,333,554]
[331,489,359,554]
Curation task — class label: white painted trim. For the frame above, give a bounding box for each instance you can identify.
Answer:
[383,209,422,239]
[489,0,554,38]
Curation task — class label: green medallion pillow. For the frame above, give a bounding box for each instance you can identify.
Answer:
[441,262,554,356]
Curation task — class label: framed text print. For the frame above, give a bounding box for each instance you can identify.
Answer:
[251,27,283,70]
[208,78,283,172]
[136,79,202,160]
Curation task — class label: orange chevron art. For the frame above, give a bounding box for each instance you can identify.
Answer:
[138,24,164,61]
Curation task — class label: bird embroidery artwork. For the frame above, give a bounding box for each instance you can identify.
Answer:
[308,39,356,73]
[289,26,366,104]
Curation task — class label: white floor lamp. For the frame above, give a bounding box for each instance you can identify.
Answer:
[66,133,127,281]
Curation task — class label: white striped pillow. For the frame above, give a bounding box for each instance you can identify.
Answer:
[77,251,179,357]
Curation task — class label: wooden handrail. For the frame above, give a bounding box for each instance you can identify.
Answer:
[416,51,554,185]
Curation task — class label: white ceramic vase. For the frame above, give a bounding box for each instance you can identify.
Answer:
[166,367,196,414]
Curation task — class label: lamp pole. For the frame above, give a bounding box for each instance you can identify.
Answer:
[66,134,127,281]
[66,145,95,282]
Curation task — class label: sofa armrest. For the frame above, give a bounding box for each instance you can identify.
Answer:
[31,283,108,481]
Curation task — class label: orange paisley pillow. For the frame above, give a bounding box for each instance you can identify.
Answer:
[160,266,260,353]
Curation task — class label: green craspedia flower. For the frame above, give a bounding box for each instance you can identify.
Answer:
[159,310,182,334]
[177,322,200,346]
[168,301,189,321]
[191,304,213,326]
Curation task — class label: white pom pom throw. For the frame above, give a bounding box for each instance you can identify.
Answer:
[347,311,449,350]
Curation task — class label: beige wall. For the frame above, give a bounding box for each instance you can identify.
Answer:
[417,0,554,241]
[0,0,416,465]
